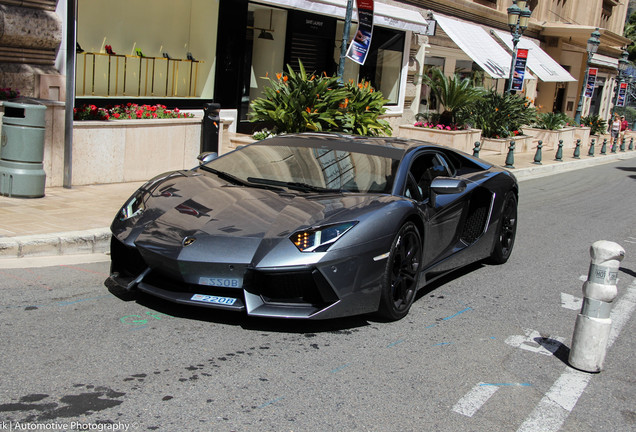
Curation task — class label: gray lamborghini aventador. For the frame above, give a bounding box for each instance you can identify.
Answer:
[107,132,518,320]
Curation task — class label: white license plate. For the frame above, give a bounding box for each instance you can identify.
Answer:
[190,294,237,305]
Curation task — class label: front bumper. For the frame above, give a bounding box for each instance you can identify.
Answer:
[108,236,383,319]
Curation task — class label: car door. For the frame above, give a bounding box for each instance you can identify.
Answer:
[405,151,467,267]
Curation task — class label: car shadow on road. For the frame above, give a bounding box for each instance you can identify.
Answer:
[105,277,371,333]
[104,260,491,333]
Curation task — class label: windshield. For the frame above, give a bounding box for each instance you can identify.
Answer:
[202,143,399,194]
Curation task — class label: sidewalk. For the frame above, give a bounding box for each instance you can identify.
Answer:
[1,148,635,261]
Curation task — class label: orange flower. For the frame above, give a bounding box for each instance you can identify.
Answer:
[306,107,311,113]
[276,73,282,80]
[310,75,315,81]
[365,106,370,111]
[339,98,349,109]
[283,75,288,82]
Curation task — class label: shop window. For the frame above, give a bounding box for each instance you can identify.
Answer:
[359,27,405,105]
[76,0,218,100]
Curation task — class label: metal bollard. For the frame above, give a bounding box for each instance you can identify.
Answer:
[555,139,563,161]
[600,138,607,155]
[573,139,581,159]
[569,241,625,372]
[504,140,515,168]
[611,137,617,153]
[620,137,625,152]
[588,138,595,157]
[630,137,634,151]
[472,141,481,158]
[533,140,543,165]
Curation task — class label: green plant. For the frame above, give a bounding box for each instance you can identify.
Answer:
[109,103,193,119]
[339,79,391,136]
[73,103,193,121]
[249,61,391,136]
[418,68,485,128]
[249,61,347,134]
[469,90,537,139]
[580,114,607,135]
[533,111,569,130]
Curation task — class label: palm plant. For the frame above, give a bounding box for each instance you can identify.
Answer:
[470,90,537,138]
[419,67,485,127]
[533,112,569,130]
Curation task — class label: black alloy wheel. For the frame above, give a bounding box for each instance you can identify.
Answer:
[378,222,422,320]
[490,191,517,264]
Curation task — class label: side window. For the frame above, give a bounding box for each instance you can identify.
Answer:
[407,153,451,201]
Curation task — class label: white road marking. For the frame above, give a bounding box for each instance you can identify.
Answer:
[452,383,499,417]
[505,328,565,356]
[560,293,582,310]
[453,383,530,417]
[516,280,636,432]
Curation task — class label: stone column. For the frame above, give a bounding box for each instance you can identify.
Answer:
[0,1,63,99]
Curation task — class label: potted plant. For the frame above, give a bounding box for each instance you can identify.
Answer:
[580,114,608,145]
[249,61,392,136]
[470,90,536,153]
[524,111,577,149]
[398,68,484,152]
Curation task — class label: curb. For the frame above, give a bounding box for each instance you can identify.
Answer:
[0,228,111,259]
[510,152,636,181]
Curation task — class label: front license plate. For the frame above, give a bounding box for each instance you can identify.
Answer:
[190,294,237,306]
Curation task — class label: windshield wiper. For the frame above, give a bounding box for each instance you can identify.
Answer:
[199,166,284,191]
[247,177,342,193]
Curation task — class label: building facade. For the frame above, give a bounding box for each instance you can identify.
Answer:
[1,0,631,130]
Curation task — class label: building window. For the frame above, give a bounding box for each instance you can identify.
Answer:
[359,27,405,105]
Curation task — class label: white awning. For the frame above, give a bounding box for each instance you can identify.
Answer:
[432,14,512,80]
[493,30,576,82]
[589,53,618,69]
[256,0,429,33]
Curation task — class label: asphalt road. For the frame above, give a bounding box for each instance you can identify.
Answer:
[0,157,635,432]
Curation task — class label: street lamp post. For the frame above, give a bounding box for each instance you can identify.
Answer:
[611,50,630,119]
[573,29,601,126]
[506,0,532,94]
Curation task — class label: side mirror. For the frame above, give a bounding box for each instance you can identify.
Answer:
[429,177,466,206]
[197,152,218,165]
[430,177,467,195]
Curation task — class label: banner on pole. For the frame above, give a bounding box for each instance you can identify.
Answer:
[584,67,598,98]
[346,0,374,65]
[617,82,628,107]
[510,48,528,91]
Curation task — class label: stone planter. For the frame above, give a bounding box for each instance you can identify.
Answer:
[480,135,533,154]
[573,127,591,146]
[397,125,482,153]
[67,117,202,186]
[523,126,576,149]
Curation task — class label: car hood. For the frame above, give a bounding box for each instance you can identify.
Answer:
[126,171,392,269]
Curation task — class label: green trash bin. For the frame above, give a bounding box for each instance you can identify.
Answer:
[0,99,47,197]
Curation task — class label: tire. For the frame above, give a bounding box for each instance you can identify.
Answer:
[377,222,422,321]
[489,191,517,264]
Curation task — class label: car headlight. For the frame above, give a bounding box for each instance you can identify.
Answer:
[119,190,147,221]
[290,221,358,252]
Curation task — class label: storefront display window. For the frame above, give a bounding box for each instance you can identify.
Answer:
[76,0,218,100]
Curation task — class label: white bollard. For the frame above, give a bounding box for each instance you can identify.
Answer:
[569,241,625,372]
